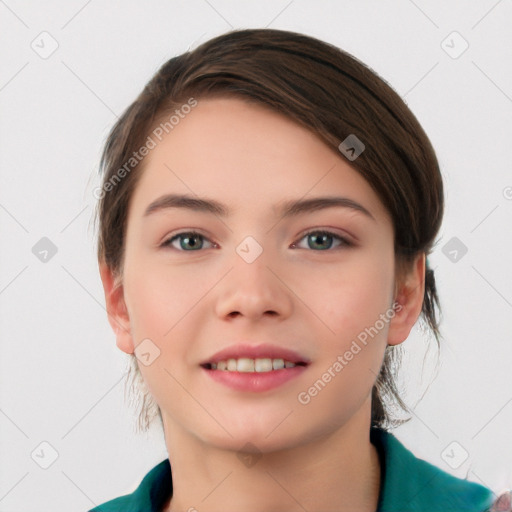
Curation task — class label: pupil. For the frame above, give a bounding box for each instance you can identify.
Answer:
[311,233,331,250]
[184,235,200,249]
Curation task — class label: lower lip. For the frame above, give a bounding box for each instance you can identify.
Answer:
[202,365,308,392]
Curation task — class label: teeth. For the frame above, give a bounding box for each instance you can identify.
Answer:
[237,358,254,372]
[209,357,298,372]
[272,358,284,370]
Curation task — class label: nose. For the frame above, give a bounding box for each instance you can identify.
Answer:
[214,245,293,323]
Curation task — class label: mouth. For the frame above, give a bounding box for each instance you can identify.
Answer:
[200,343,310,373]
[201,360,309,392]
[200,343,310,392]
[201,358,309,372]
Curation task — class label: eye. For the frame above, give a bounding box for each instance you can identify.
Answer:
[292,230,353,251]
[160,231,215,251]
[160,229,353,252]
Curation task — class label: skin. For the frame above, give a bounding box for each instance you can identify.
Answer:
[100,97,425,512]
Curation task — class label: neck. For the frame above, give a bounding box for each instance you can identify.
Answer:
[162,402,381,512]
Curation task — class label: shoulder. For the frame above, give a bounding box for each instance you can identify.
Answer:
[87,458,171,512]
[371,427,498,512]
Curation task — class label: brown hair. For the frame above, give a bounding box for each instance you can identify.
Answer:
[93,28,443,433]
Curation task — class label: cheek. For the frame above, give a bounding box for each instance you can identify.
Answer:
[123,257,210,369]
[125,280,173,339]
[125,267,195,407]
[313,254,394,347]
[124,250,189,329]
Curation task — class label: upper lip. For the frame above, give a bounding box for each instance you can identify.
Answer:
[201,343,311,365]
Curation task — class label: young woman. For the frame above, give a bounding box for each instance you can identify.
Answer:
[89,28,508,512]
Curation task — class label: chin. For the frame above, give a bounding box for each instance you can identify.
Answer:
[196,412,329,455]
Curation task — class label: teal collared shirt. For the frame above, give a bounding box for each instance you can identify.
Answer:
[88,427,495,512]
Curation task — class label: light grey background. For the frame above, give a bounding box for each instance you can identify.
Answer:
[1,1,511,510]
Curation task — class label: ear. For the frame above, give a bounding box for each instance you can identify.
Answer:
[98,261,135,354]
[387,253,426,346]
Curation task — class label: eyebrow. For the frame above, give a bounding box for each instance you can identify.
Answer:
[143,193,376,221]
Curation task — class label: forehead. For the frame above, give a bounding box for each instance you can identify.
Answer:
[128,97,391,226]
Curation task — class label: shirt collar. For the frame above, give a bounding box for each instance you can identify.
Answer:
[370,426,494,511]
[106,426,495,512]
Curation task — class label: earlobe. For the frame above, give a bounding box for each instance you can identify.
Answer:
[387,253,426,346]
[98,262,135,354]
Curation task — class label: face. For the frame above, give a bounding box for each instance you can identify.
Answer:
[101,97,423,453]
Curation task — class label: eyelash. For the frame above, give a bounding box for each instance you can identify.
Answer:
[160,229,354,251]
